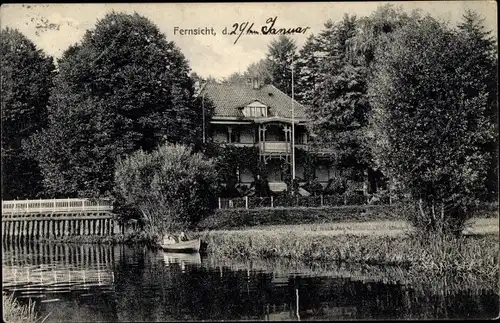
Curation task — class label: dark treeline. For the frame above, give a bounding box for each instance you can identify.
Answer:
[1,5,497,235]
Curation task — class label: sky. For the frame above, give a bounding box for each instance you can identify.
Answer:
[1,2,497,79]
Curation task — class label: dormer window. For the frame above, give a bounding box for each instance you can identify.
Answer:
[244,106,267,117]
[242,100,268,118]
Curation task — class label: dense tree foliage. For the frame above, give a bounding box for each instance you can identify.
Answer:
[457,10,498,201]
[308,15,371,179]
[115,143,217,233]
[266,35,298,96]
[202,143,262,197]
[222,59,272,85]
[25,12,207,197]
[369,15,496,235]
[246,59,273,84]
[294,35,321,106]
[1,28,55,199]
[349,5,419,67]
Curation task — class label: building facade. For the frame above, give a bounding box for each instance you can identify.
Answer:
[199,79,353,195]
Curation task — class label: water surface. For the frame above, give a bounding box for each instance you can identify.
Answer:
[2,241,498,321]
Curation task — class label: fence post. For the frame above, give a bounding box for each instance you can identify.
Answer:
[218,197,221,209]
[320,194,324,207]
[271,196,274,208]
[344,194,347,205]
[245,196,249,209]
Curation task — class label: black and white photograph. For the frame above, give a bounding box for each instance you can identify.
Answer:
[1,1,498,321]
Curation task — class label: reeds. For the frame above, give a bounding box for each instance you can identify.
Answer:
[195,228,498,277]
[3,292,39,323]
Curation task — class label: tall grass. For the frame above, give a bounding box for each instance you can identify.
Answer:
[3,292,39,323]
[195,229,498,277]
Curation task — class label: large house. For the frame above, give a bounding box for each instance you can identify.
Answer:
[198,78,362,195]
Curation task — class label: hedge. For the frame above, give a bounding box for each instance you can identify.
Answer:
[197,204,402,230]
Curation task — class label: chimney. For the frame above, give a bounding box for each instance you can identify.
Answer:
[252,77,260,90]
[194,81,200,95]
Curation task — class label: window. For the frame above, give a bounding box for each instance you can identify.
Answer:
[242,101,268,118]
[243,106,267,117]
[230,130,240,143]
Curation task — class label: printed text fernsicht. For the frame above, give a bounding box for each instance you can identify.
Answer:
[174,27,216,36]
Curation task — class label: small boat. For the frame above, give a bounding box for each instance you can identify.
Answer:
[160,239,201,253]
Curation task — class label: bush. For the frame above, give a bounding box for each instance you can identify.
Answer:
[114,143,217,234]
[197,205,400,230]
[369,16,496,236]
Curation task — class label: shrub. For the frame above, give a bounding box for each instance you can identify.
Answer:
[115,143,217,234]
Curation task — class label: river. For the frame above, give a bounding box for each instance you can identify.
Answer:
[2,241,498,321]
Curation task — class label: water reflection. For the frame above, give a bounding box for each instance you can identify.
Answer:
[2,241,498,321]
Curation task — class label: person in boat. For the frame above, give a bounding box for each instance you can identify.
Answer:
[178,231,189,242]
[163,234,177,245]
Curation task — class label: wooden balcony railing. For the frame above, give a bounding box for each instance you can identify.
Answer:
[220,141,310,154]
[2,198,113,214]
[260,141,292,154]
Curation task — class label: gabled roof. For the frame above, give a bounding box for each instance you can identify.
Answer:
[200,82,308,120]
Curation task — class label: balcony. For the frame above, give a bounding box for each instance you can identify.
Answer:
[259,142,292,154]
[219,141,307,154]
[228,142,256,148]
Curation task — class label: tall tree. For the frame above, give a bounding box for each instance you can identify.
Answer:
[245,59,273,84]
[25,12,205,197]
[308,15,371,180]
[457,10,498,201]
[222,59,272,86]
[1,28,55,199]
[369,16,495,235]
[266,35,298,96]
[349,4,417,67]
[295,34,321,106]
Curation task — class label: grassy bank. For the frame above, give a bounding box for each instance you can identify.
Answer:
[193,217,499,277]
[198,202,499,230]
[197,205,401,230]
[3,292,40,323]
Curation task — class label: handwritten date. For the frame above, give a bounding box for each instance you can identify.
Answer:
[223,17,310,44]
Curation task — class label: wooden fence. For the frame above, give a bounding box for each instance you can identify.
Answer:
[217,194,391,209]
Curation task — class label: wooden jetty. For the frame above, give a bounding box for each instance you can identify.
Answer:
[1,198,118,240]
